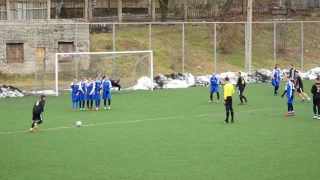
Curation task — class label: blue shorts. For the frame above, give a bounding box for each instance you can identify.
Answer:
[210,86,219,93]
[102,91,111,100]
[95,92,101,100]
[72,93,79,101]
[271,79,279,86]
[78,92,86,101]
[287,97,294,104]
[87,94,95,101]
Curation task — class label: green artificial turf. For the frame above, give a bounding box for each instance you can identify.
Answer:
[0,81,319,180]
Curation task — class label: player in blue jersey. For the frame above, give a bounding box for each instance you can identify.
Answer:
[102,75,112,110]
[86,76,96,110]
[207,72,221,103]
[70,77,80,111]
[282,76,295,116]
[94,76,102,110]
[270,66,280,95]
[78,77,87,111]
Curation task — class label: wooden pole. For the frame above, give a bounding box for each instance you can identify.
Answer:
[118,0,122,23]
[47,0,51,19]
[151,0,156,21]
[183,0,187,22]
[84,0,88,20]
[6,0,10,20]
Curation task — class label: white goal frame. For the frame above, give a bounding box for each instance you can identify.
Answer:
[55,50,154,96]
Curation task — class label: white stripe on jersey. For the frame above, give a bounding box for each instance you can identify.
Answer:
[102,80,112,89]
[271,69,276,78]
[285,81,294,97]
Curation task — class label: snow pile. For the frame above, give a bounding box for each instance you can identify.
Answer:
[0,85,25,98]
[130,67,320,90]
[130,77,154,90]
[153,73,195,89]
[154,73,195,89]
[297,67,320,80]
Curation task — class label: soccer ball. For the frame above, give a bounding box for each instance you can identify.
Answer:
[76,121,82,127]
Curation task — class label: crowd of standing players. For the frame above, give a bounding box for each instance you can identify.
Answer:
[208,63,320,124]
[70,75,121,111]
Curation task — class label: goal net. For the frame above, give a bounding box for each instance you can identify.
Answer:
[54,51,153,96]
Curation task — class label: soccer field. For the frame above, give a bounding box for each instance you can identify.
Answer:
[1,81,320,180]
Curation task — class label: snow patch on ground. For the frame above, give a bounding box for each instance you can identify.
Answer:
[0,85,25,98]
[3,67,320,97]
[129,67,320,90]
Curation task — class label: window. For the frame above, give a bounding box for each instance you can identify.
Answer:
[58,42,74,63]
[0,5,6,20]
[6,43,24,63]
[10,2,47,20]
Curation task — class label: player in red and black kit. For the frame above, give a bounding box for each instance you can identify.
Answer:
[295,71,310,102]
[289,64,296,83]
[235,72,248,105]
[30,95,46,132]
[311,77,320,119]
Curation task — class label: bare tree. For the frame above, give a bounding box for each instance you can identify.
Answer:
[277,23,290,54]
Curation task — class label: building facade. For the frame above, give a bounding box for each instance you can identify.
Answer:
[0,19,89,75]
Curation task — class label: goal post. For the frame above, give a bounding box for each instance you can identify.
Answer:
[55,50,154,96]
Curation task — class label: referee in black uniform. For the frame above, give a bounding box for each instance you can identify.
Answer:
[30,95,46,132]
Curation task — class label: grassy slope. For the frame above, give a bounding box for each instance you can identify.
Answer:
[90,22,320,76]
[0,81,320,180]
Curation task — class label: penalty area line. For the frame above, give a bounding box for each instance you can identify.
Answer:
[0,108,279,135]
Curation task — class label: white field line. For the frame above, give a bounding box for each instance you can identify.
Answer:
[0,108,279,135]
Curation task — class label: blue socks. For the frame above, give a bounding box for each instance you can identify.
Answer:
[72,101,79,109]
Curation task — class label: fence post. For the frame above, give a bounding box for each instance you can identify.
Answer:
[214,23,217,73]
[274,22,276,67]
[244,23,247,71]
[149,23,152,50]
[75,24,78,79]
[245,0,253,73]
[149,23,152,77]
[34,25,38,91]
[301,22,304,72]
[112,23,116,77]
[182,23,185,74]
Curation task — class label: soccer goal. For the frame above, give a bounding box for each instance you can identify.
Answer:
[54,50,153,96]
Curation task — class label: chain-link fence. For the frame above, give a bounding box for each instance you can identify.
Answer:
[1,21,320,93]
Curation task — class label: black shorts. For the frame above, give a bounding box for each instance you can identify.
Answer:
[112,83,120,87]
[238,88,244,95]
[313,98,320,106]
[32,113,43,121]
[225,96,232,108]
[297,87,304,93]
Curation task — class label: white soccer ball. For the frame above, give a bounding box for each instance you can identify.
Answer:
[76,121,82,127]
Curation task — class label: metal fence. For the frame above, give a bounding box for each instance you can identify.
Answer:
[0,21,320,92]
[90,21,320,74]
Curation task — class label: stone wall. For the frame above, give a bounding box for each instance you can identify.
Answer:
[0,19,90,75]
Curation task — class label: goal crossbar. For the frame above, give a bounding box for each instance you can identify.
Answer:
[55,50,154,96]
